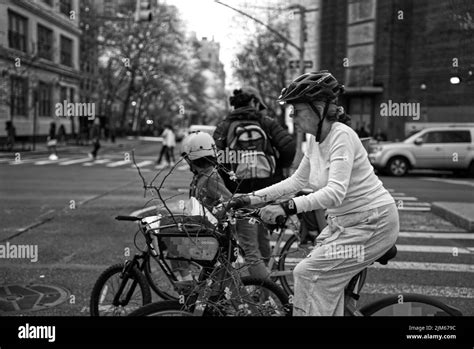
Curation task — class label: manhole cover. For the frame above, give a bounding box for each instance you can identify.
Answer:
[0,284,69,313]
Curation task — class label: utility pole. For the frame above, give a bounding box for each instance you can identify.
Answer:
[215,1,319,171]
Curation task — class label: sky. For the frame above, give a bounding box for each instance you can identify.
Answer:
[164,0,274,89]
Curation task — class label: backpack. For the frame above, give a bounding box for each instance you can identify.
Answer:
[225,119,277,180]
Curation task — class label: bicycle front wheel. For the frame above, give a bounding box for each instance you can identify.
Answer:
[277,234,313,296]
[360,294,462,316]
[90,263,152,316]
[128,300,192,316]
[128,277,291,316]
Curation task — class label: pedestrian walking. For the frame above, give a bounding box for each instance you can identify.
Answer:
[89,124,101,160]
[5,121,16,151]
[156,124,176,168]
[57,124,66,145]
[47,122,58,160]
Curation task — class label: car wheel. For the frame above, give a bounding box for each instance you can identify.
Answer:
[387,157,409,177]
[468,161,474,178]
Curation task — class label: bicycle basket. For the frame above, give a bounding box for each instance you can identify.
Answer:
[150,215,220,265]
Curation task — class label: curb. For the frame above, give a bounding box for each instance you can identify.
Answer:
[431,202,474,232]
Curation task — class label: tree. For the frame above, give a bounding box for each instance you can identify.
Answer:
[95,3,193,134]
[232,22,291,125]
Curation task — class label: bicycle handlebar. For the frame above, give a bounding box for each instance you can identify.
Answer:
[115,215,141,222]
[230,208,287,229]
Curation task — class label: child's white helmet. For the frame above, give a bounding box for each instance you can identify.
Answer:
[181,131,217,161]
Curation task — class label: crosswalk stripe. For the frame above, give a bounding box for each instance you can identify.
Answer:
[391,193,406,196]
[397,245,472,254]
[132,160,154,167]
[397,207,431,211]
[106,160,131,168]
[392,196,418,201]
[34,158,72,165]
[83,159,111,166]
[399,202,431,207]
[281,230,471,239]
[9,159,39,165]
[422,177,474,188]
[371,261,474,273]
[282,259,474,273]
[363,283,474,299]
[59,158,91,166]
[270,241,473,254]
[399,232,474,239]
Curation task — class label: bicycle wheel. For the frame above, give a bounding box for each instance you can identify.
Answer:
[143,255,203,300]
[128,276,291,316]
[360,294,463,316]
[143,255,179,300]
[128,300,192,316]
[277,234,313,296]
[90,263,152,316]
[236,276,291,316]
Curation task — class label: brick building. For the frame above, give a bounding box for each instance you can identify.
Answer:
[320,0,474,141]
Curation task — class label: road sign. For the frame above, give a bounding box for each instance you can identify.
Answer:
[289,60,313,69]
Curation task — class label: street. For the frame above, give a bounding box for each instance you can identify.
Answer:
[1,140,473,316]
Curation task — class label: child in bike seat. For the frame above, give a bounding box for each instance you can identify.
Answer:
[168,131,232,282]
[181,131,232,211]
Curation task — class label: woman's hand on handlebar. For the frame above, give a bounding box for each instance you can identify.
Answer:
[259,204,286,225]
[225,194,264,210]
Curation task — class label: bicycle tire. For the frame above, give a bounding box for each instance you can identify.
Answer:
[128,276,291,316]
[277,234,312,296]
[90,263,152,316]
[359,294,463,316]
[143,254,179,301]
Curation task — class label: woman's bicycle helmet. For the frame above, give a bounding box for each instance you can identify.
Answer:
[277,70,344,104]
[278,70,345,142]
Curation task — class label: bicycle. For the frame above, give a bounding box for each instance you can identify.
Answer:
[231,209,463,316]
[126,206,291,317]
[90,201,291,316]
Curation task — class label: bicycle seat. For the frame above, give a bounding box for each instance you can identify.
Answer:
[375,245,397,265]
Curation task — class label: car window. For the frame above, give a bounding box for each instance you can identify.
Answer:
[441,131,471,143]
[422,132,444,143]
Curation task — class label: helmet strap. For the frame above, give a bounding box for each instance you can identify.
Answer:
[309,101,330,142]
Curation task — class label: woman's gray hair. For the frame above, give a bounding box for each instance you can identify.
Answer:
[326,105,352,126]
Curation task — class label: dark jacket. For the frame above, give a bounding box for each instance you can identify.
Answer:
[213,106,296,193]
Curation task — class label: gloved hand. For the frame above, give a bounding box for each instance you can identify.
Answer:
[259,204,286,225]
[225,195,251,210]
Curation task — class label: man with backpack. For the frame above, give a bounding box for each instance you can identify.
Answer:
[213,86,296,279]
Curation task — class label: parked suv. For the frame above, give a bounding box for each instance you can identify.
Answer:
[368,126,474,177]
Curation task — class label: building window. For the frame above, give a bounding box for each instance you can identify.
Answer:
[60,0,73,17]
[8,11,28,52]
[60,86,68,103]
[37,24,53,60]
[10,76,28,116]
[38,82,52,116]
[60,35,73,67]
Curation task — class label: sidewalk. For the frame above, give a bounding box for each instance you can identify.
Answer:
[432,202,474,232]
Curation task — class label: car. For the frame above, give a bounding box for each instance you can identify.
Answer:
[368,126,474,177]
[187,125,217,136]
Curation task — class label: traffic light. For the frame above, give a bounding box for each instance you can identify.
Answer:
[135,0,152,22]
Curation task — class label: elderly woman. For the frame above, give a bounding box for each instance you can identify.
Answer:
[230,71,399,316]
